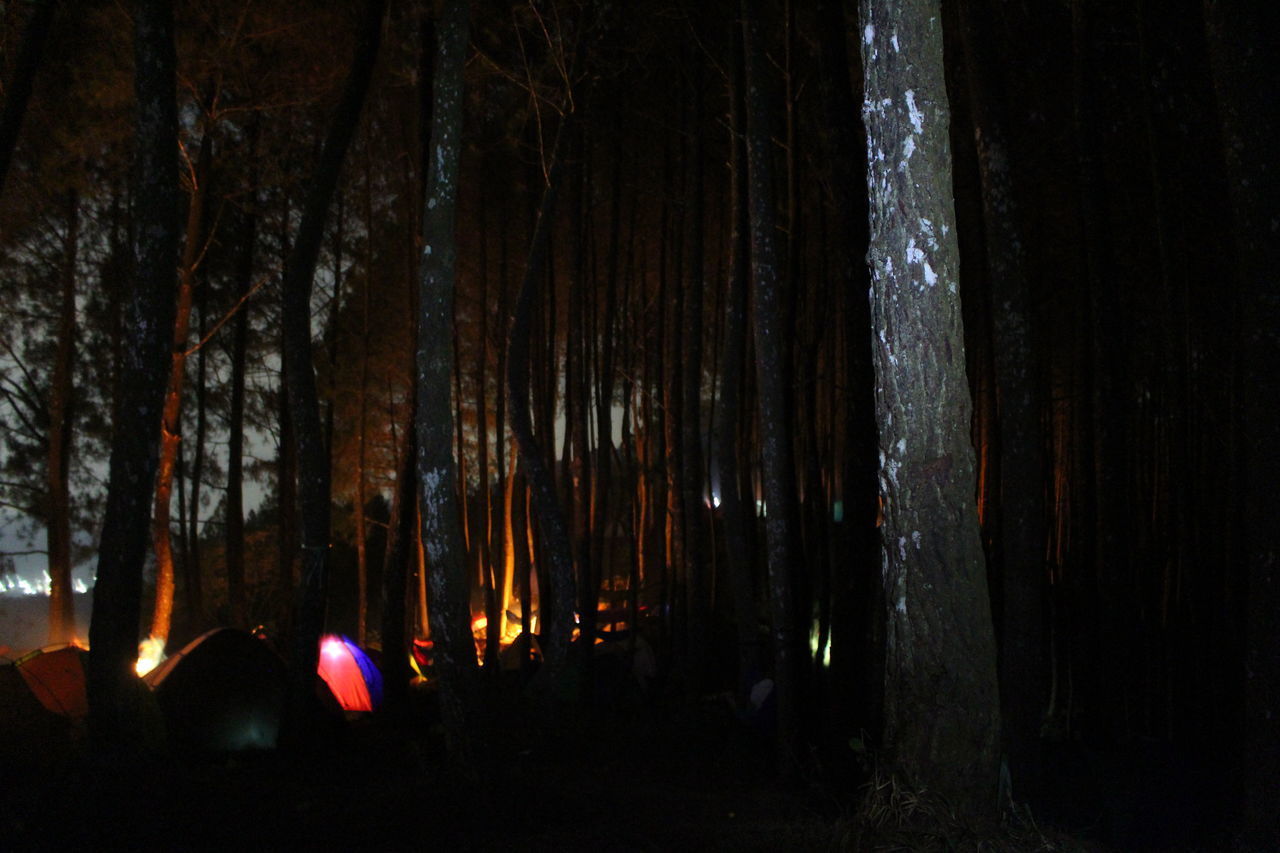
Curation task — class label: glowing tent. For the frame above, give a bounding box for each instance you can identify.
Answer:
[143,628,287,751]
[0,645,88,768]
[12,644,88,718]
[317,634,382,712]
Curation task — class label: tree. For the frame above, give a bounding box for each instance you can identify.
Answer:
[148,111,214,650]
[857,0,1001,814]
[416,0,478,769]
[279,0,385,743]
[1203,1,1280,842]
[741,0,802,773]
[956,0,1045,798]
[87,0,180,750]
[45,190,78,644]
[0,0,57,199]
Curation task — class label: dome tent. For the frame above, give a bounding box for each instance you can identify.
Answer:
[0,645,88,767]
[144,628,287,752]
[317,634,382,712]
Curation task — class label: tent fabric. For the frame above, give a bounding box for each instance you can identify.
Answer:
[0,645,88,768]
[144,628,287,752]
[14,644,88,718]
[317,634,382,712]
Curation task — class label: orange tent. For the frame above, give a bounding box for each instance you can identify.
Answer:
[0,644,88,768]
[14,644,88,719]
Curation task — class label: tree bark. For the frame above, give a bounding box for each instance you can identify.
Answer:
[381,382,417,712]
[815,0,882,739]
[741,0,802,774]
[1202,2,1280,843]
[680,63,710,688]
[87,0,179,750]
[46,190,78,645]
[719,23,758,699]
[957,0,1046,799]
[0,0,57,199]
[417,0,478,770]
[507,121,577,700]
[149,120,213,647]
[858,0,1001,814]
[225,126,259,631]
[280,0,385,743]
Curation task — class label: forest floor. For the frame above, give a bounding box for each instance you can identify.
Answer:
[1,653,1238,852]
[2,685,1143,853]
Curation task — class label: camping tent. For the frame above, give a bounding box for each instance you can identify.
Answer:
[144,628,287,752]
[317,634,382,712]
[0,644,88,766]
[12,644,88,718]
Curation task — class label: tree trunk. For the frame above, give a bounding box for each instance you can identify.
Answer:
[858,0,1001,814]
[417,0,478,771]
[0,0,56,199]
[1202,2,1280,843]
[149,123,213,648]
[680,63,710,688]
[815,0,882,737]
[87,0,179,750]
[46,190,78,645]
[185,267,208,625]
[381,380,417,712]
[280,0,385,744]
[719,24,758,699]
[741,0,802,774]
[507,120,577,700]
[225,125,259,631]
[957,0,1046,799]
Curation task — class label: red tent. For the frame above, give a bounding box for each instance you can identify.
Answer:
[317,634,382,712]
[0,645,88,768]
[14,644,88,719]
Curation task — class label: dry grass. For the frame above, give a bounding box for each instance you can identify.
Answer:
[834,765,1104,853]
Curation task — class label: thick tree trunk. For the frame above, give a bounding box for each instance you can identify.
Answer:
[46,190,78,645]
[741,0,802,774]
[858,0,1001,815]
[417,0,478,770]
[87,0,179,750]
[280,0,385,743]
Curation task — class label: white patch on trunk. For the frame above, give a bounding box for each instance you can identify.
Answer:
[906,238,924,266]
[891,33,899,53]
[864,24,874,45]
[906,90,924,134]
[923,261,937,286]
[898,536,907,561]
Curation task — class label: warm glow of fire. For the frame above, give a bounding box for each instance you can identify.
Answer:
[135,635,167,676]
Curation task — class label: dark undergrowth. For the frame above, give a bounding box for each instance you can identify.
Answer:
[0,678,1242,852]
